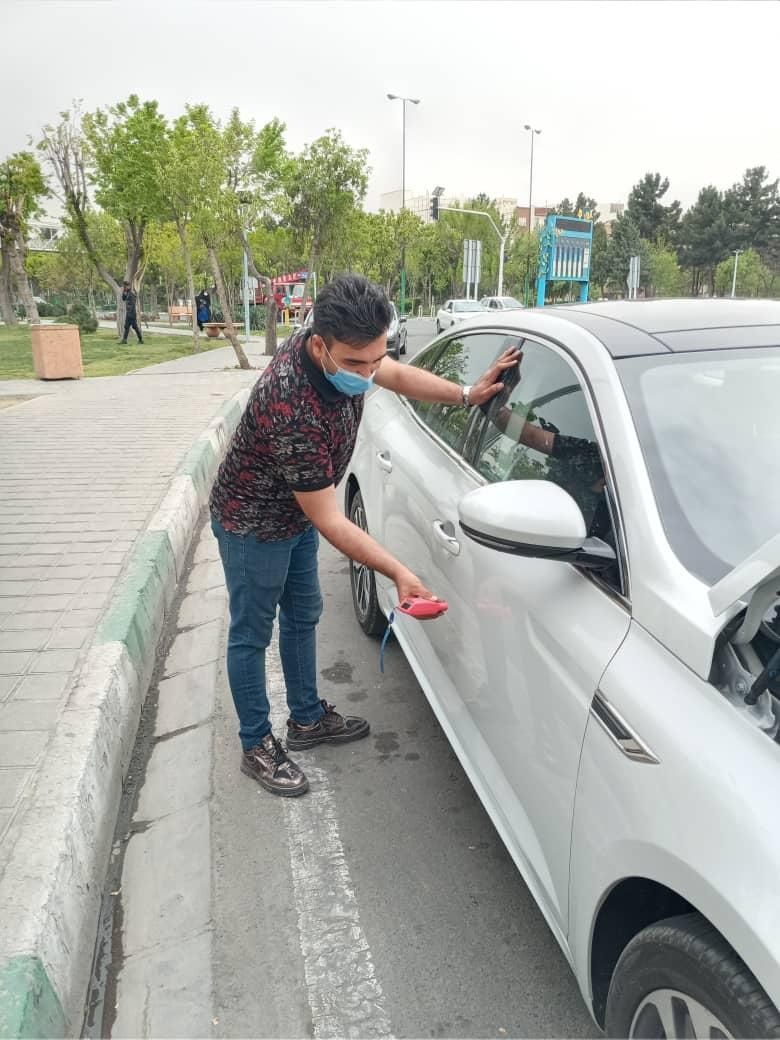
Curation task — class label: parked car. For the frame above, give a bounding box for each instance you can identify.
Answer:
[435,298,485,333]
[479,295,525,311]
[386,302,407,358]
[344,299,780,1038]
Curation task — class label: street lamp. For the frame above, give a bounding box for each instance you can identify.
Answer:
[237,191,253,342]
[523,124,542,235]
[731,249,743,298]
[387,93,420,316]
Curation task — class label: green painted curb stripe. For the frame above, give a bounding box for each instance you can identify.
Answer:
[180,438,217,501]
[0,956,66,1039]
[96,530,175,673]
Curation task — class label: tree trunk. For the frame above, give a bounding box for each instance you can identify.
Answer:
[0,241,18,325]
[238,229,277,355]
[176,220,200,352]
[208,246,250,370]
[5,231,40,323]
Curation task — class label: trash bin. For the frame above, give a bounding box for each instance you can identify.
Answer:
[30,324,84,380]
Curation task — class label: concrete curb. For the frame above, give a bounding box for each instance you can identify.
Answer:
[0,387,251,1038]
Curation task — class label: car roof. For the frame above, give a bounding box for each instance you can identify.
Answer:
[519,299,780,358]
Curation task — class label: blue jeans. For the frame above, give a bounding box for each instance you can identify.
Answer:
[211,519,326,750]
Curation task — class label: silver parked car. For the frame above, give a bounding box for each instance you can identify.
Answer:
[386,302,408,358]
[435,298,485,333]
[345,300,780,1038]
[479,294,525,311]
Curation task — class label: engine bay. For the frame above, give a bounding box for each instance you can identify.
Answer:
[713,595,780,742]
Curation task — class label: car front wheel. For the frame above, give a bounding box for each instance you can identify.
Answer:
[348,489,386,636]
[605,912,780,1039]
[435,320,441,334]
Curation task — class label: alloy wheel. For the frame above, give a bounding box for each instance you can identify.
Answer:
[630,989,732,1039]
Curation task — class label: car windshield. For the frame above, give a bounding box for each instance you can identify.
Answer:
[453,301,484,312]
[618,347,780,584]
[499,297,523,308]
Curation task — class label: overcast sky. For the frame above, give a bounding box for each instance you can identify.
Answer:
[2,0,778,216]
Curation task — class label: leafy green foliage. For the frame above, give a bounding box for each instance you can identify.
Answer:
[62,300,98,333]
[625,173,681,242]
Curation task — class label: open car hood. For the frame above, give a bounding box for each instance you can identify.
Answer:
[708,532,780,621]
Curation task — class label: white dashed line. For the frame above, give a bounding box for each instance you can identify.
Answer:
[266,641,394,1040]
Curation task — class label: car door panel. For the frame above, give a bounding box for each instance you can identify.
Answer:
[380,331,630,933]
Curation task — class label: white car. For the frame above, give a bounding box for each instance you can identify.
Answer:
[345,300,780,1038]
[435,298,484,333]
[480,295,525,311]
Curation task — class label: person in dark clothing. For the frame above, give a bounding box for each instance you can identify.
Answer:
[120,281,143,344]
[195,288,211,331]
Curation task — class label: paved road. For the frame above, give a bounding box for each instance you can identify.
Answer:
[93,519,598,1039]
[403,317,437,362]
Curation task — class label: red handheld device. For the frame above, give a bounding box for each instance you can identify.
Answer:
[395,596,448,620]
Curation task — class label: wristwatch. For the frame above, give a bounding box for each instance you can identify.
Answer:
[461,384,473,407]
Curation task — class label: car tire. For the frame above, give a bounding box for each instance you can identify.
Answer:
[400,334,406,355]
[348,489,386,637]
[605,912,780,1039]
[435,321,441,334]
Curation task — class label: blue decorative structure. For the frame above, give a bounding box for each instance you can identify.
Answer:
[536,214,594,307]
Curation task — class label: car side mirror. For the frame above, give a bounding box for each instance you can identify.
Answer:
[458,480,616,570]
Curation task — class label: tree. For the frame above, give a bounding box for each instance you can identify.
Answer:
[723,166,780,267]
[714,248,769,298]
[221,109,288,353]
[81,94,169,332]
[647,240,685,298]
[625,172,681,243]
[0,151,49,323]
[0,236,17,326]
[39,103,131,335]
[181,105,250,369]
[284,129,369,284]
[551,194,600,221]
[678,186,730,296]
[589,223,610,299]
[603,215,650,296]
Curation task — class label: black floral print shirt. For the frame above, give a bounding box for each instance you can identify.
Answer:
[209,329,364,540]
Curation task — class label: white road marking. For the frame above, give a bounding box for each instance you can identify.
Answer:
[266,639,394,1040]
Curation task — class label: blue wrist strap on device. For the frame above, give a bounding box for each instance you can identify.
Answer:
[379,610,396,674]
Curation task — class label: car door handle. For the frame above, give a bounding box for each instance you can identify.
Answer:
[376,451,393,473]
[433,520,460,555]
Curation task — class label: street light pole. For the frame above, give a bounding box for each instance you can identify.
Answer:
[387,93,420,316]
[242,228,251,341]
[523,124,542,235]
[731,249,742,298]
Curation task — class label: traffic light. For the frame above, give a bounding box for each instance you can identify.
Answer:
[430,195,439,221]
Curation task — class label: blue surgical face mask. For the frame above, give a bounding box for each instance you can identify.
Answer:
[320,342,375,396]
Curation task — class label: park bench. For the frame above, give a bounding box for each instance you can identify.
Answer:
[169,305,192,322]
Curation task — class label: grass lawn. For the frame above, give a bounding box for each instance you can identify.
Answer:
[0,325,227,379]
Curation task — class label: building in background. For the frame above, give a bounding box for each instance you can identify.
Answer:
[26,217,65,253]
[379,190,625,231]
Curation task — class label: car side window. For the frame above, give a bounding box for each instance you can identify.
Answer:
[408,333,517,454]
[470,340,620,587]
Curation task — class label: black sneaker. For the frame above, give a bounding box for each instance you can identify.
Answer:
[241,733,309,796]
[286,700,370,750]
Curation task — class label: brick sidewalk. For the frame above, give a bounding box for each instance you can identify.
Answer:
[0,365,261,864]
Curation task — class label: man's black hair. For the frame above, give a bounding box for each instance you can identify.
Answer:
[311,274,392,347]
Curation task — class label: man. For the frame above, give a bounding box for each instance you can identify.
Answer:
[209,274,518,797]
[195,287,211,331]
[120,280,143,344]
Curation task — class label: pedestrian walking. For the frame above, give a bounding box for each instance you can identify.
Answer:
[195,287,211,331]
[209,274,518,797]
[120,280,143,344]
